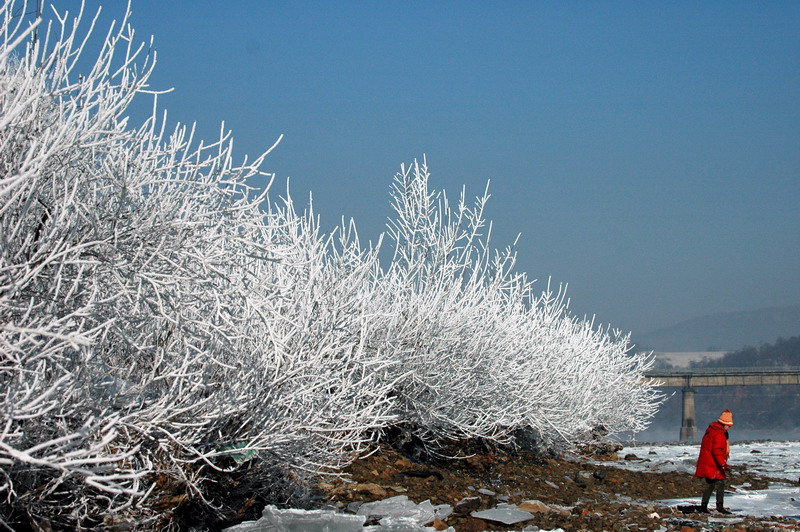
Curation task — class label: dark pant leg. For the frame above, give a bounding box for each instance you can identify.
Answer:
[715,479,726,509]
[701,478,716,507]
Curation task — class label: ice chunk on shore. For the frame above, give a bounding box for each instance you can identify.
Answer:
[223,505,365,531]
[357,495,434,524]
[363,516,454,531]
[471,503,535,525]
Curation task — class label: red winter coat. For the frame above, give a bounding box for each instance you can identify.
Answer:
[695,421,730,479]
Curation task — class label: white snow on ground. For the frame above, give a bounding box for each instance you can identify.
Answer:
[615,440,800,480]
[659,482,800,520]
[609,440,800,519]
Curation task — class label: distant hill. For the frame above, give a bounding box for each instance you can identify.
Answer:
[633,304,800,352]
[691,335,800,368]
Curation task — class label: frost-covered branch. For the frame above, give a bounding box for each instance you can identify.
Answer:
[378,158,662,450]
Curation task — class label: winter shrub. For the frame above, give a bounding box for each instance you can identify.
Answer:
[0,0,661,528]
[378,158,662,449]
[0,1,393,527]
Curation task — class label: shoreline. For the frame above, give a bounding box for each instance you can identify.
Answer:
[221,442,800,531]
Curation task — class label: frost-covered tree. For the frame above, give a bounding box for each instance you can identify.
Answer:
[0,1,394,527]
[1,0,662,528]
[378,158,662,450]
[376,158,528,447]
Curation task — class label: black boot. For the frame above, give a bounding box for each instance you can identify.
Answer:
[716,507,733,515]
[698,505,710,513]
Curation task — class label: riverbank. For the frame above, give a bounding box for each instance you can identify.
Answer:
[211,440,800,531]
[317,443,796,530]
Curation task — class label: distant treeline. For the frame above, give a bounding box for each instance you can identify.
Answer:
[690,335,800,368]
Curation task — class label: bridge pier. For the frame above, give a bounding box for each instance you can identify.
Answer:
[679,383,696,441]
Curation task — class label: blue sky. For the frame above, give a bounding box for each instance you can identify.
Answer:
[49,1,799,338]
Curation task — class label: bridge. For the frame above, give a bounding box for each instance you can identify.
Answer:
[643,366,800,441]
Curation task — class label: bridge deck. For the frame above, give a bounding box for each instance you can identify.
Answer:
[644,366,800,387]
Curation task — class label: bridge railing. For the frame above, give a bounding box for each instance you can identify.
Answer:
[645,366,800,378]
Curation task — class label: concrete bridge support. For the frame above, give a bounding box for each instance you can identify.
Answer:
[679,385,696,441]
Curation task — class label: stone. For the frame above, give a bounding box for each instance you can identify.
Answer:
[576,470,594,482]
[665,516,706,528]
[576,436,623,459]
[348,483,388,498]
[517,499,553,513]
[432,518,449,530]
[401,469,444,480]
[453,496,481,516]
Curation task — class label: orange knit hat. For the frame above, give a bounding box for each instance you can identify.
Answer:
[718,409,733,425]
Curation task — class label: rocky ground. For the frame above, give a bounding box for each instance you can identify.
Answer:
[310,442,799,532]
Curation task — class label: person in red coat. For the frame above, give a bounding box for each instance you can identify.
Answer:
[694,409,734,514]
